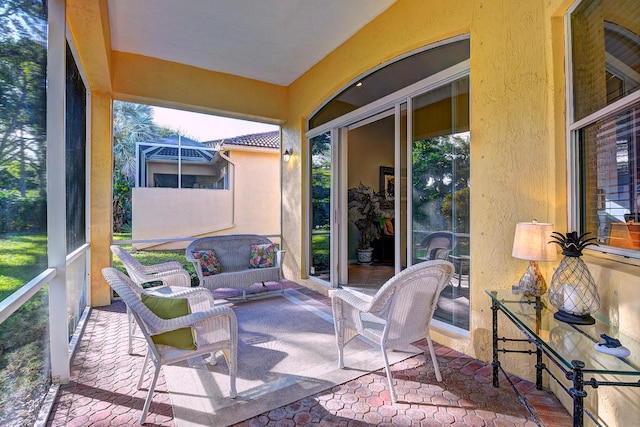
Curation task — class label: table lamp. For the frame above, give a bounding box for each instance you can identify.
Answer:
[512,220,557,296]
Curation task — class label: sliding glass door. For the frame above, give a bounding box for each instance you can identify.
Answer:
[411,76,470,332]
[307,37,471,333]
[343,112,397,291]
[309,132,332,282]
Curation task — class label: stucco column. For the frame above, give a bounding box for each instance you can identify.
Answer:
[90,91,113,307]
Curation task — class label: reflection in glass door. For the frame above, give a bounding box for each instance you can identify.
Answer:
[411,76,470,332]
[310,132,332,282]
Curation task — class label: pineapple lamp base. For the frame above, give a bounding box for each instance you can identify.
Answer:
[554,309,595,325]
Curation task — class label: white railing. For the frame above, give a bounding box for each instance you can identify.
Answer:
[0,268,56,325]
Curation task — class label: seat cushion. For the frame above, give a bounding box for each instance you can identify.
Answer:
[141,294,197,350]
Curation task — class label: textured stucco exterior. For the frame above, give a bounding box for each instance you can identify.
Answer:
[131,147,281,250]
[67,0,640,424]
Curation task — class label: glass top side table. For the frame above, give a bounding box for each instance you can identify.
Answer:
[486,289,640,427]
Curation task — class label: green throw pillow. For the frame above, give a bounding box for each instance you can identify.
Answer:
[141,294,197,350]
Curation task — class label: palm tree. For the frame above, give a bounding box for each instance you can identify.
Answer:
[113,102,159,179]
[112,102,172,232]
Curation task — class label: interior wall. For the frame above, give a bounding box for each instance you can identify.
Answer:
[347,118,394,190]
[347,116,394,259]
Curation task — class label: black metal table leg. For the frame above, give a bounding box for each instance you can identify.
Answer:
[534,297,543,390]
[569,360,587,427]
[491,297,500,387]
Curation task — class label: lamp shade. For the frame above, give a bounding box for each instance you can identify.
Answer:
[512,221,557,262]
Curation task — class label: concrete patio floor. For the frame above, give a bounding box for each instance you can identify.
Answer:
[45,281,573,426]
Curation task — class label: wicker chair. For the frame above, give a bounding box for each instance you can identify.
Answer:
[331,259,454,403]
[102,268,237,425]
[110,245,192,288]
[111,245,193,354]
[414,231,456,262]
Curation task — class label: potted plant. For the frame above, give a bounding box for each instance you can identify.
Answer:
[348,183,392,264]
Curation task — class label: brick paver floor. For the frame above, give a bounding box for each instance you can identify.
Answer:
[46,281,573,426]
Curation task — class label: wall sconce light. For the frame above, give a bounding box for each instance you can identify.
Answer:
[512,220,557,296]
[283,148,293,162]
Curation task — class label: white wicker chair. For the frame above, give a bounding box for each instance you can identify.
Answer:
[110,245,192,288]
[331,259,454,403]
[110,245,194,354]
[102,268,238,425]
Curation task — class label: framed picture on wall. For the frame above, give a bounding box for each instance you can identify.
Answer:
[379,166,394,201]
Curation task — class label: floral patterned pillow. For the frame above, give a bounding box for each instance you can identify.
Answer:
[192,250,222,276]
[249,243,276,268]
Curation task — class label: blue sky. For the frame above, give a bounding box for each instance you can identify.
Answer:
[152,106,278,141]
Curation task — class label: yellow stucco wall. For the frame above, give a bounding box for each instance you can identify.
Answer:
[111,52,289,124]
[131,148,281,250]
[88,92,113,307]
[285,1,639,424]
[68,0,639,424]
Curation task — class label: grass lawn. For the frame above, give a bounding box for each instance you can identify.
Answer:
[311,230,330,270]
[0,232,50,425]
[0,232,48,302]
[111,234,197,286]
[1,232,198,301]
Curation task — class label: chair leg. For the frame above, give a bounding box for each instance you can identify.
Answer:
[334,319,345,369]
[228,347,238,399]
[139,360,161,425]
[128,309,136,355]
[381,345,398,403]
[425,335,442,382]
[137,352,151,390]
[220,348,237,398]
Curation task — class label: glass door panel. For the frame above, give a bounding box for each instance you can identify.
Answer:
[399,103,408,271]
[411,76,470,332]
[345,113,395,292]
[310,132,332,281]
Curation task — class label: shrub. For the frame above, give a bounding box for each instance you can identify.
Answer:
[0,190,46,233]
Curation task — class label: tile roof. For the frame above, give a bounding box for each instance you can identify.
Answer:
[204,130,279,149]
[141,135,205,147]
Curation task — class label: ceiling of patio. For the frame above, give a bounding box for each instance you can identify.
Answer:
[108,0,396,87]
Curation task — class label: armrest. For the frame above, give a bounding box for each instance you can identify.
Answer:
[149,268,191,287]
[185,255,205,280]
[140,260,184,274]
[331,289,372,313]
[276,249,286,267]
[152,305,237,334]
[144,286,214,304]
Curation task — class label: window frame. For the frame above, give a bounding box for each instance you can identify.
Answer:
[565,0,640,260]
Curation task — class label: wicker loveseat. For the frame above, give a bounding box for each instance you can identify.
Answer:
[185,234,285,300]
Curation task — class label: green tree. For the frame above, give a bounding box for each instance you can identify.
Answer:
[311,133,331,229]
[0,0,47,231]
[113,102,158,232]
[412,134,470,230]
[112,101,184,232]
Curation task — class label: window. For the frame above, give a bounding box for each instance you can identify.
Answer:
[569,0,640,256]
[309,38,470,129]
[136,138,229,189]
